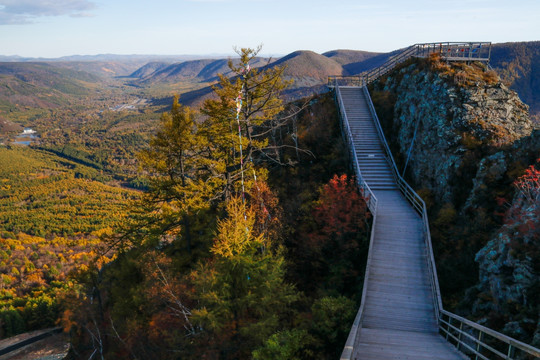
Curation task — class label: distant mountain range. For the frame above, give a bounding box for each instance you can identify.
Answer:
[130,57,275,84]
[0,54,235,79]
[0,54,230,63]
[128,49,390,106]
[0,54,266,78]
[0,41,538,117]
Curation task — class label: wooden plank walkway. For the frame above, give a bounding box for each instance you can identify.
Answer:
[339,87,466,359]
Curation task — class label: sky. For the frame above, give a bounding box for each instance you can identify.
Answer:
[0,0,539,58]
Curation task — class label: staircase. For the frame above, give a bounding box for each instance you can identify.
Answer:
[338,87,464,359]
[340,87,396,190]
[335,84,540,360]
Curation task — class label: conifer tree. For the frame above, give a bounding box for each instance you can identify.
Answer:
[191,196,297,358]
[200,46,294,200]
[137,96,206,253]
[113,47,297,253]
[113,97,216,255]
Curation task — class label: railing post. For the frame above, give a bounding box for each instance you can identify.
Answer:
[475,330,483,360]
[457,322,463,351]
[446,316,451,341]
[507,344,515,359]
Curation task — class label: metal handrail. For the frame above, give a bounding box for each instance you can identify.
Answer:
[362,86,443,317]
[334,82,377,214]
[328,42,492,88]
[334,81,380,360]
[439,310,540,359]
[327,76,364,88]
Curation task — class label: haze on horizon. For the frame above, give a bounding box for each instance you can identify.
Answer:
[0,0,539,58]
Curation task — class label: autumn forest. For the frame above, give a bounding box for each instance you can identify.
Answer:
[0,42,539,359]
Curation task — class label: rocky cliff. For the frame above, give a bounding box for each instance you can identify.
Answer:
[372,58,531,203]
[474,172,539,345]
[370,56,540,344]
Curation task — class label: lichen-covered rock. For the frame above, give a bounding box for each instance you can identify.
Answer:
[473,158,540,342]
[374,60,532,203]
[475,231,535,310]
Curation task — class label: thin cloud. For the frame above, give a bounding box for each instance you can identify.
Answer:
[70,12,95,18]
[0,0,97,25]
[185,0,268,2]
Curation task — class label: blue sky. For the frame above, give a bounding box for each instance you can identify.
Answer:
[0,0,538,58]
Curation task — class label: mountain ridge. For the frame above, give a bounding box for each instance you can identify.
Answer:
[131,57,275,84]
[173,49,390,106]
[1,42,539,119]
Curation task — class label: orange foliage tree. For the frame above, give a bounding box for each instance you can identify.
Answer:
[301,174,371,296]
[506,159,540,255]
[311,174,370,244]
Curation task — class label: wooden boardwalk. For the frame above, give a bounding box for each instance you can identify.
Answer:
[339,87,466,359]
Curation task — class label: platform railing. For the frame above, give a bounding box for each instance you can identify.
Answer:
[335,81,540,360]
[439,310,540,360]
[328,76,364,88]
[334,81,380,360]
[329,42,492,88]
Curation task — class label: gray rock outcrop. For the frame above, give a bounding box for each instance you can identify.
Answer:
[370,58,539,343]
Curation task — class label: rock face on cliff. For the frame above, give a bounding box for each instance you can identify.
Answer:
[370,57,540,343]
[372,59,531,203]
[474,185,539,344]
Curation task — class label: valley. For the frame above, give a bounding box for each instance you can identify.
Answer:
[0,41,538,358]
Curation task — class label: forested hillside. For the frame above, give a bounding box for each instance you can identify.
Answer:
[55,48,371,359]
[0,41,539,357]
[0,62,100,115]
[490,41,540,120]
[0,146,136,338]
